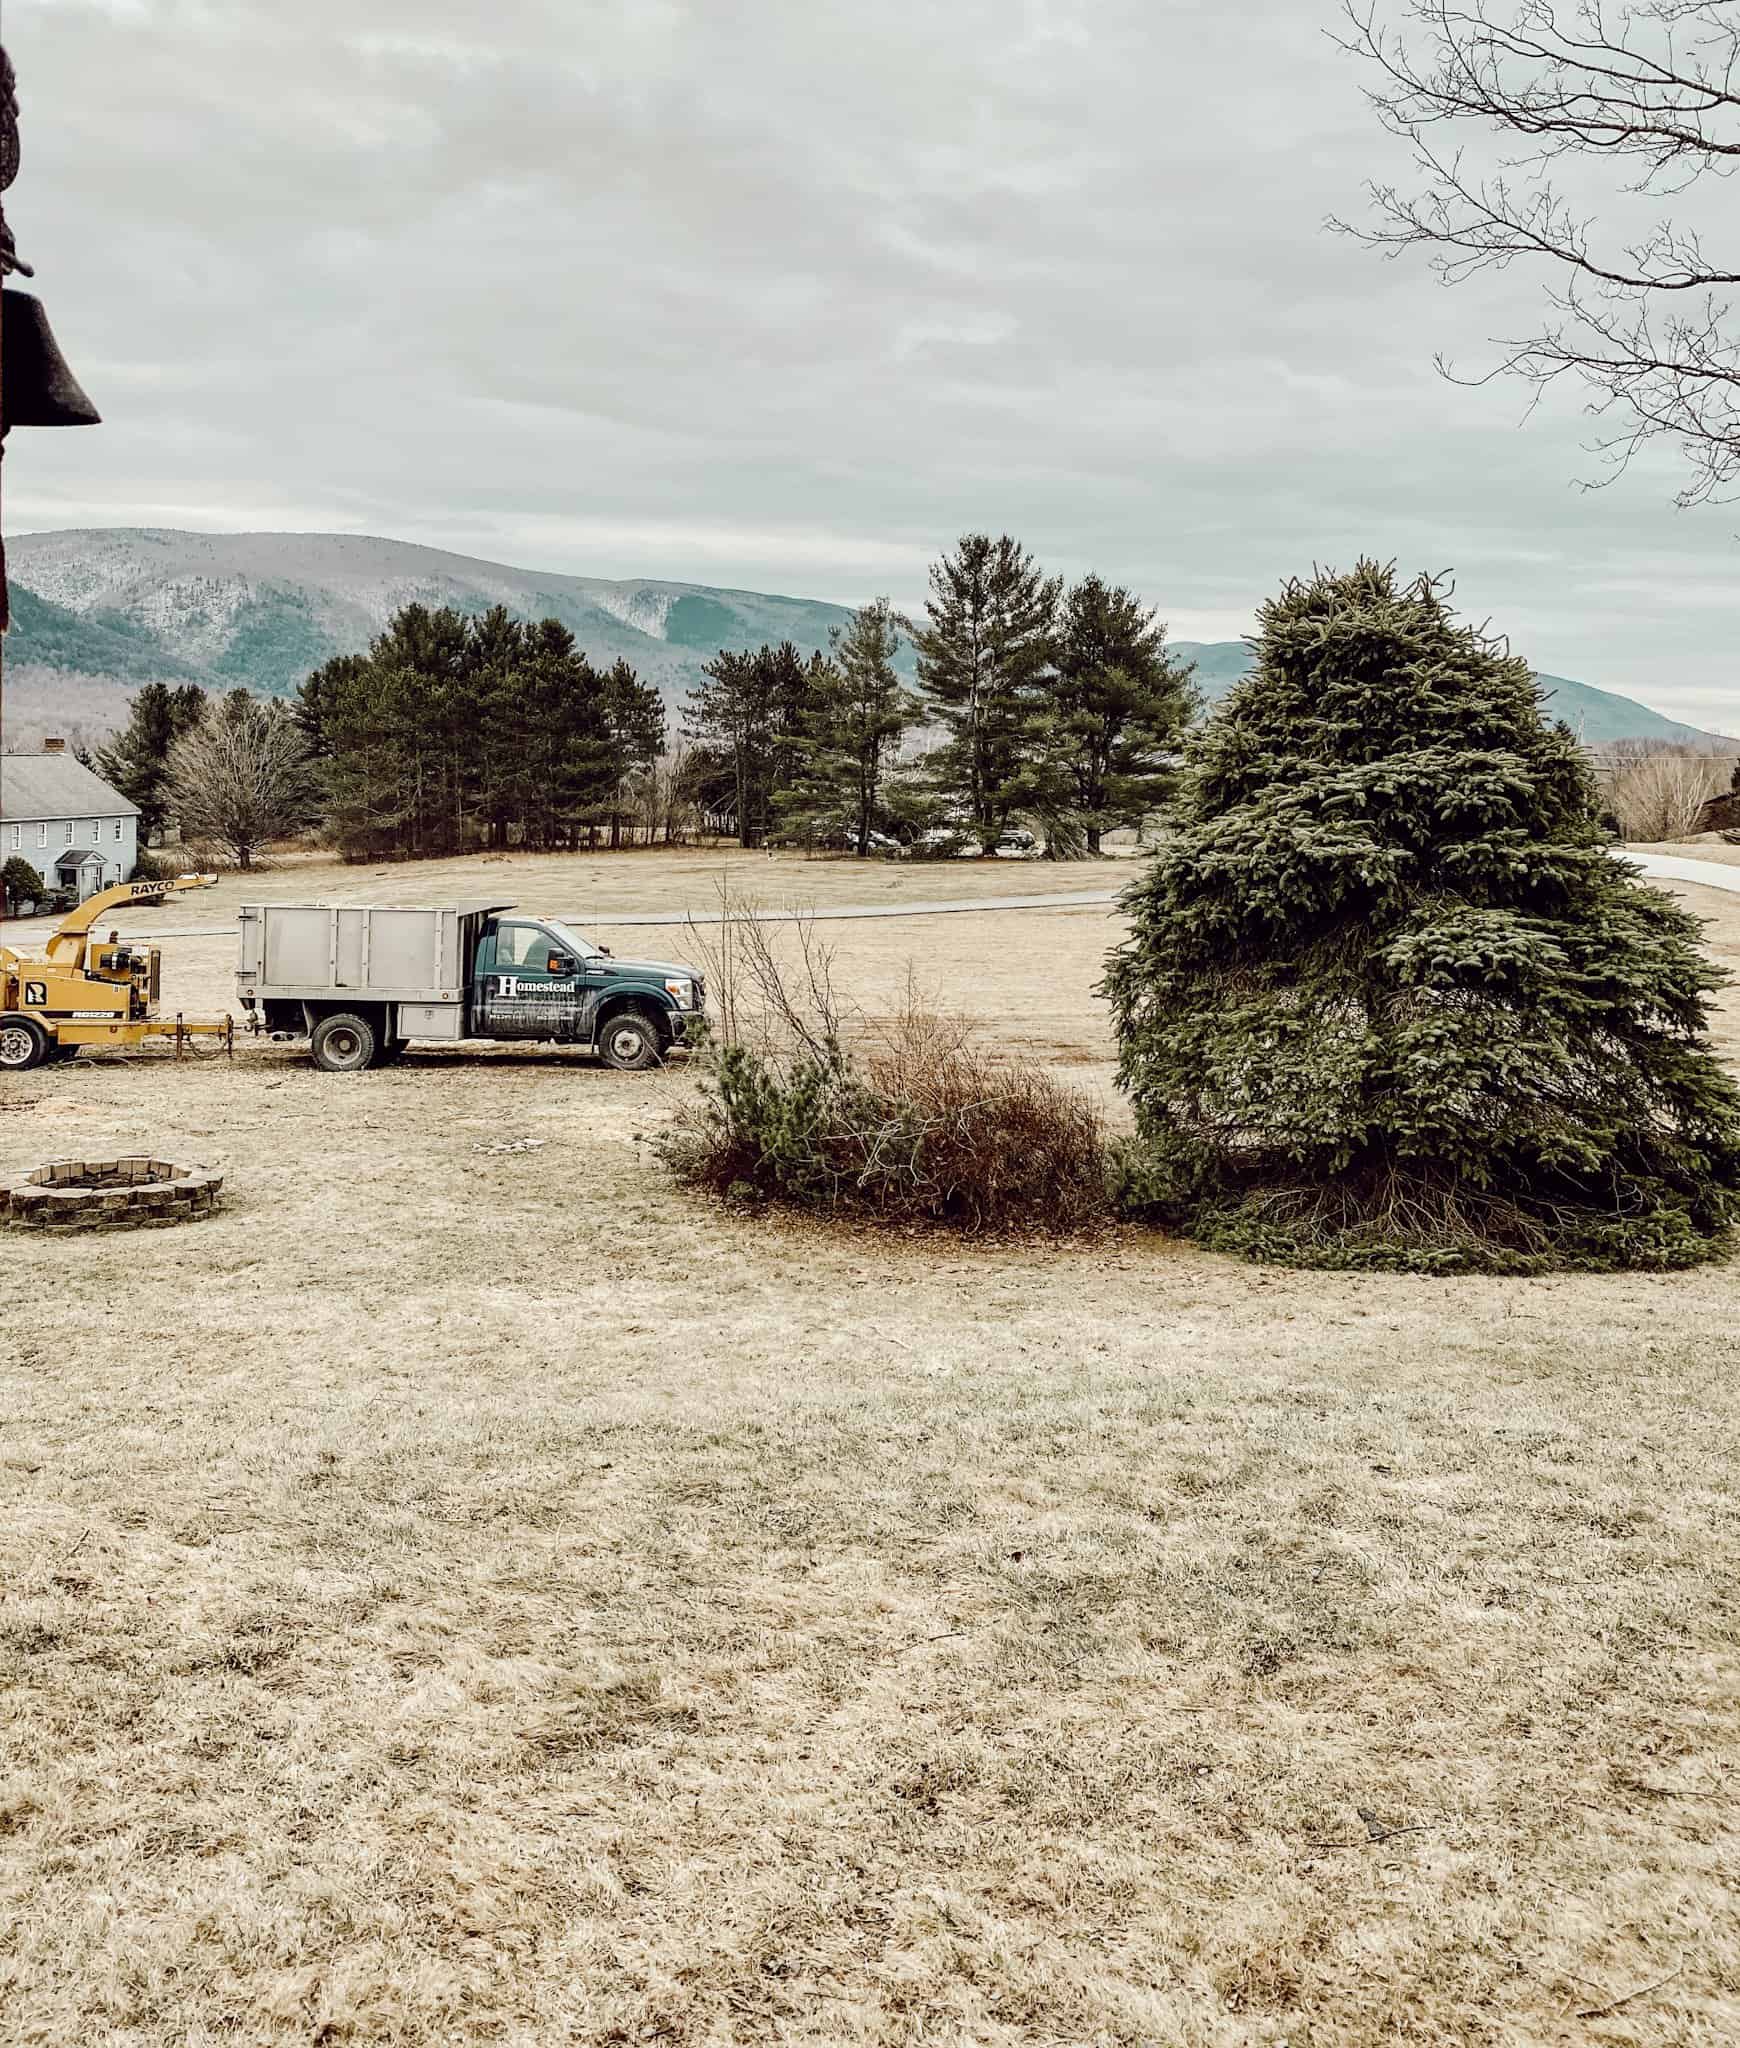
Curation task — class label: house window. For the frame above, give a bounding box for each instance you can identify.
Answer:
[7,823,17,851]
[64,822,75,845]
[114,820,124,843]
[37,823,48,848]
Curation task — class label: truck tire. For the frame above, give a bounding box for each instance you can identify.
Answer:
[598,1005,663,1072]
[0,1019,49,1072]
[310,1012,378,1074]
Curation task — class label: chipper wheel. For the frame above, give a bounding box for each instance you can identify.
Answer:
[598,1005,663,1072]
[0,1019,50,1072]
[309,1012,378,1074]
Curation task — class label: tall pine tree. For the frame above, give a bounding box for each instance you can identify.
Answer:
[912,534,1059,854]
[1105,561,1740,1273]
[600,657,666,848]
[1045,576,1197,854]
[687,641,817,847]
[777,600,918,855]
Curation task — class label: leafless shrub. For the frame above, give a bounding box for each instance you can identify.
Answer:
[661,887,1111,1234]
[627,746,703,846]
[1606,746,1726,843]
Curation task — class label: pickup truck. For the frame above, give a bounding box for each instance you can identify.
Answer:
[236,899,705,1073]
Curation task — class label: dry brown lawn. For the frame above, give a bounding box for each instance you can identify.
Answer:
[2,848,1738,2046]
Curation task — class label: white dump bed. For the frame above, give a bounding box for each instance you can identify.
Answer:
[237,900,511,1002]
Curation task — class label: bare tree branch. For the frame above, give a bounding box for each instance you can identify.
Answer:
[1334,1,1740,500]
[166,698,315,870]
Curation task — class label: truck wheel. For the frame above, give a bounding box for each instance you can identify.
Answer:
[0,1019,49,1072]
[598,1006,663,1072]
[310,1012,378,1074]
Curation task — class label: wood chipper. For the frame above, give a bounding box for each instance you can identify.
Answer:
[0,873,231,1071]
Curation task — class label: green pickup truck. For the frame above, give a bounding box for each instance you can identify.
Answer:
[236,899,706,1072]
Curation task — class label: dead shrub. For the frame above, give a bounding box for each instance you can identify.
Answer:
[660,890,1111,1234]
[1605,745,1725,842]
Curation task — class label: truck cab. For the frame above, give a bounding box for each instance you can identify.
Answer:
[467,914,705,1067]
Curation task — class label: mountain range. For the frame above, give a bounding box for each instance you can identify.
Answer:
[1,527,1729,753]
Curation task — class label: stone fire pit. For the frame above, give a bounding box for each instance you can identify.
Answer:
[0,1156,224,1231]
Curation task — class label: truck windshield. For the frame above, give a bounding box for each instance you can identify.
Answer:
[542,919,601,961]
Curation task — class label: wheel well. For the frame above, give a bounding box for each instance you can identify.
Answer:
[302,1000,391,1036]
[595,994,668,1042]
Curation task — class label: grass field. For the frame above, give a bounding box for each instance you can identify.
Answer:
[2,848,1737,2045]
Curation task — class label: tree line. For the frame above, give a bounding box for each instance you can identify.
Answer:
[95,607,670,866]
[687,534,1196,855]
[90,535,1196,867]
[295,606,665,859]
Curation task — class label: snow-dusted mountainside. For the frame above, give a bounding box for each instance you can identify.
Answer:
[3,527,1728,751]
[3,528,866,714]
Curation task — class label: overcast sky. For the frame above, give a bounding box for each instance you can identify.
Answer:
[6,0,1738,725]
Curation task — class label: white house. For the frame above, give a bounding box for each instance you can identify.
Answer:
[1,739,140,902]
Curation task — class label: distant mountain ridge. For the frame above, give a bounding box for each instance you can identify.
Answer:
[3,527,1728,752]
[1171,640,1728,751]
[3,529,872,719]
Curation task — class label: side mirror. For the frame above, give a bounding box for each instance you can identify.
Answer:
[548,953,577,975]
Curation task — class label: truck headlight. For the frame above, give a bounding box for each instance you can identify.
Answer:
[665,978,694,1007]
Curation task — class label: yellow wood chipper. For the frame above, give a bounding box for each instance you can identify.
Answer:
[0,874,231,1071]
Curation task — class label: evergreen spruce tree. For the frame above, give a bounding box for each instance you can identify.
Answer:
[912,534,1059,854]
[1045,576,1198,854]
[1104,561,1740,1273]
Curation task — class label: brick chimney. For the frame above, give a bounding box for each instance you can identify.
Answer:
[41,736,66,752]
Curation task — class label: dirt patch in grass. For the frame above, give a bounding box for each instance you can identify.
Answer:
[2,848,1737,2044]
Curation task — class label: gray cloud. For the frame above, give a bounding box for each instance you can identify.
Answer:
[6,0,1738,723]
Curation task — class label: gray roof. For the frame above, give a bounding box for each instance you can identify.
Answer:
[0,751,137,821]
[57,848,101,866]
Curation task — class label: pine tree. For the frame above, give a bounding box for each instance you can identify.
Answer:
[1104,561,1740,1273]
[466,607,531,849]
[912,534,1060,854]
[687,641,818,847]
[778,601,918,855]
[1046,576,1197,854]
[95,681,210,844]
[600,657,666,847]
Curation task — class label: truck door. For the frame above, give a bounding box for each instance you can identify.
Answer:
[474,921,588,1041]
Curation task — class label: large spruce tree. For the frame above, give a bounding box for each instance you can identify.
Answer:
[1104,561,1740,1273]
